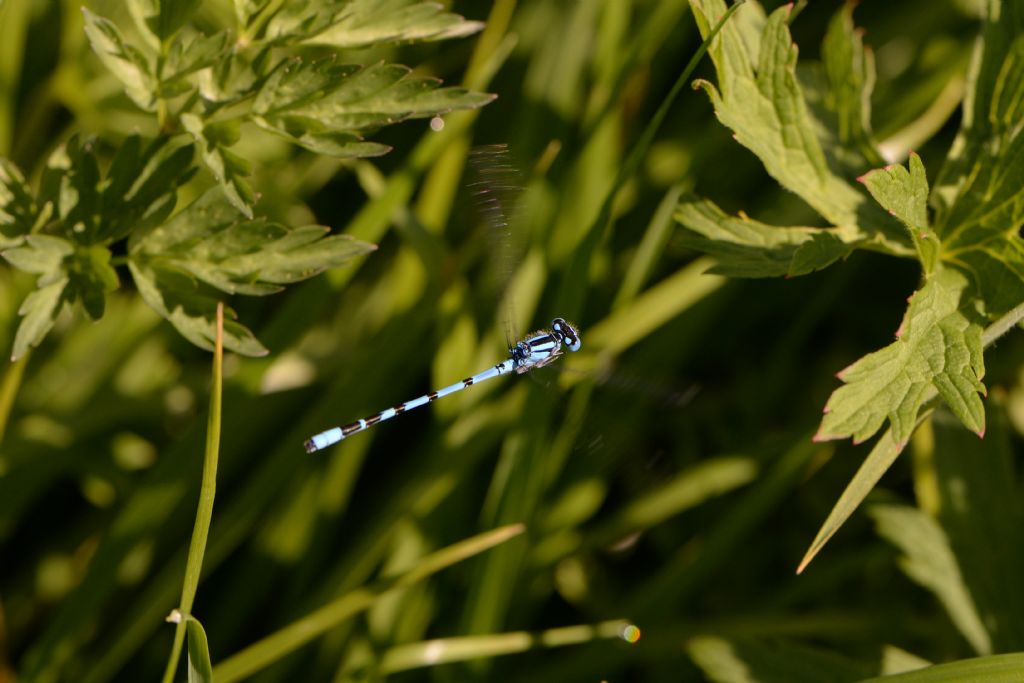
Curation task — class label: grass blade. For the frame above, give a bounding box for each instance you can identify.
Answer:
[213,523,525,683]
[379,620,639,673]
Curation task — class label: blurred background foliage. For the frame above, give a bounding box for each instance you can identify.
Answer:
[2,0,1024,681]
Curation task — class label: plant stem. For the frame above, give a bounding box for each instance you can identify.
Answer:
[0,352,29,448]
[161,303,224,683]
[982,300,1024,348]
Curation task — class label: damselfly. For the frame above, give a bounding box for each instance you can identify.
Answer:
[304,318,581,452]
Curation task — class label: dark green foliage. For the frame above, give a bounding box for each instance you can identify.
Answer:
[3,1,1024,682]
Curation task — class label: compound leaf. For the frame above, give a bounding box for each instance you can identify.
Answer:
[815,267,985,447]
[160,29,231,98]
[688,0,907,251]
[284,0,484,49]
[251,58,493,157]
[128,189,375,355]
[676,195,856,277]
[11,279,69,361]
[0,158,38,248]
[182,114,256,217]
[129,260,268,356]
[82,8,157,111]
[860,152,939,273]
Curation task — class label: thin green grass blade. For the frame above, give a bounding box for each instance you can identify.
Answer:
[580,256,726,357]
[612,184,686,310]
[212,524,525,683]
[379,620,638,673]
[554,0,746,319]
[161,302,223,683]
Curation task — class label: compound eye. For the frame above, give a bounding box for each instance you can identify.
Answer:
[552,318,581,352]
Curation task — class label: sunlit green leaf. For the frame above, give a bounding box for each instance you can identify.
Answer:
[128,260,268,356]
[688,0,907,252]
[97,135,196,243]
[232,0,269,29]
[130,188,375,295]
[251,58,493,156]
[859,653,1024,683]
[196,43,272,104]
[127,189,373,354]
[82,8,157,111]
[815,268,985,447]
[819,2,882,166]
[181,114,256,218]
[11,278,69,361]
[676,195,855,277]
[3,234,72,276]
[151,0,202,42]
[0,158,38,248]
[282,0,484,49]
[159,29,231,97]
[859,152,938,273]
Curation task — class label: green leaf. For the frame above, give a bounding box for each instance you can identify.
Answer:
[859,152,939,273]
[143,0,203,43]
[233,0,269,29]
[196,43,272,105]
[97,135,196,243]
[798,425,912,574]
[213,524,525,683]
[930,8,1024,320]
[66,244,119,320]
[675,195,855,277]
[128,260,268,356]
[819,2,882,166]
[931,406,1024,651]
[82,8,157,111]
[31,135,195,246]
[11,278,69,361]
[184,616,214,683]
[0,158,38,248]
[159,29,231,97]
[814,267,986,447]
[251,58,494,156]
[688,0,907,252]
[54,135,103,243]
[3,234,72,276]
[130,188,375,295]
[687,635,877,683]
[127,189,374,354]
[273,0,484,49]
[181,114,256,218]
[859,653,1024,683]
[869,503,991,655]
[933,8,1024,219]
[5,234,117,328]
